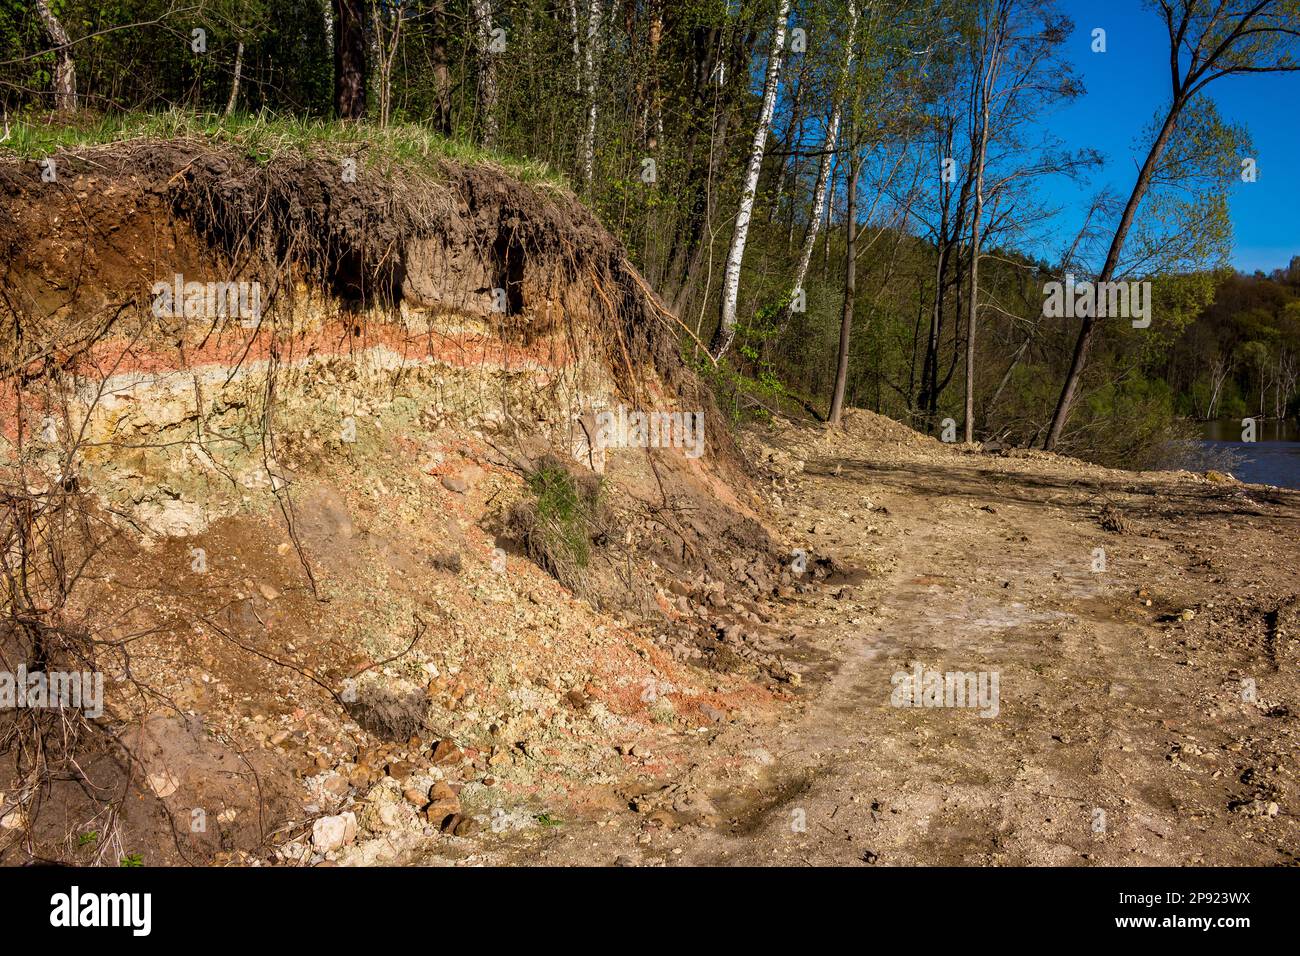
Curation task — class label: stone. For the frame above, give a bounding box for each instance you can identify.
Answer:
[431,739,463,766]
[446,813,477,836]
[441,475,469,494]
[147,771,180,798]
[565,689,588,709]
[136,499,209,537]
[311,812,358,852]
[348,766,379,790]
[425,781,461,825]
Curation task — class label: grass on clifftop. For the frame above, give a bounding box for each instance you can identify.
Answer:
[0,108,567,189]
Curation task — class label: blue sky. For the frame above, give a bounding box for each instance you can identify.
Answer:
[1032,1,1300,274]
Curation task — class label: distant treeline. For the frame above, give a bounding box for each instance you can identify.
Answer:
[1171,261,1300,426]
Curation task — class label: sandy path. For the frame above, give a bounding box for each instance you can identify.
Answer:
[657,436,1299,867]
[493,416,1299,867]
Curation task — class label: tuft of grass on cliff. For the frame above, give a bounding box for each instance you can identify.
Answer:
[0,108,567,189]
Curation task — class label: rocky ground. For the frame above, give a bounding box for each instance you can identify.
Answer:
[10,382,1297,867]
[412,410,1298,867]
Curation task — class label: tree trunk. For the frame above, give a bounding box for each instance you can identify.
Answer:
[791,113,838,296]
[829,145,858,427]
[35,0,76,113]
[224,41,244,117]
[822,169,836,280]
[431,0,452,134]
[920,208,947,419]
[789,0,856,312]
[964,17,999,445]
[567,0,583,93]
[371,2,401,127]
[579,0,604,192]
[647,2,664,148]
[333,0,367,120]
[473,0,499,148]
[712,0,791,357]
[1044,100,1182,449]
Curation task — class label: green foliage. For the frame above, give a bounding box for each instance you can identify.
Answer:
[1,0,1294,473]
[694,300,794,427]
[1079,372,1180,469]
[524,462,597,570]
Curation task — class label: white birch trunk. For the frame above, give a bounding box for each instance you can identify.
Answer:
[225,41,244,117]
[473,0,498,148]
[35,0,77,113]
[579,0,604,191]
[714,0,792,356]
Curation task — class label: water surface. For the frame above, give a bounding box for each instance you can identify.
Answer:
[1200,419,1300,489]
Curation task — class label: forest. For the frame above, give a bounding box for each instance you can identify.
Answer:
[2,0,1298,467]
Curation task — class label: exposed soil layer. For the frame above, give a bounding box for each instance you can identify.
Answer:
[0,144,795,864]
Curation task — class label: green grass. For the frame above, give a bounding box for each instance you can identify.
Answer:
[0,108,567,189]
[525,463,597,569]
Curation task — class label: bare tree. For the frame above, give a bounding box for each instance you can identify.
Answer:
[963,1,1008,443]
[372,0,405,127]
[829,136,859,426]
[790,0,858,311]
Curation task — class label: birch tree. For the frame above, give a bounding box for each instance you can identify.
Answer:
[34,0,76,113]
[712,0,792,358]
[224,41,244,116]
[473,0,499,148]
[579,0,604,192]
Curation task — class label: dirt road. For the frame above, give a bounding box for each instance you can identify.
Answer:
[496,414,1300,866]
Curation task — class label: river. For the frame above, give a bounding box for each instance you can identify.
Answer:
[1200,419,1300,489]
